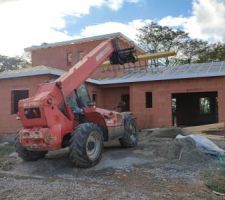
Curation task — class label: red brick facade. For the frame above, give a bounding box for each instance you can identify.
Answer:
[32,40,103,71]
[0,34,224,133]
[31,38,140,79]
[87,76,225,129]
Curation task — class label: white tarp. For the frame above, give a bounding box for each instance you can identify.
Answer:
[176,134,225,157]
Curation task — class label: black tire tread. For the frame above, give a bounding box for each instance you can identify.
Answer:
[119,114,138,148]
[69,123,103,168]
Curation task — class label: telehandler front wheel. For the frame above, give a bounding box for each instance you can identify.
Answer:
[69,123,103,168]
[15,135,47,161]
[119,114,138,148]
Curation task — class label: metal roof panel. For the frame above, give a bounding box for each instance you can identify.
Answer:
[0,66,65,80]
[87,61,225,85]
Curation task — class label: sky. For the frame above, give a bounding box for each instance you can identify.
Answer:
[0,0,225,56]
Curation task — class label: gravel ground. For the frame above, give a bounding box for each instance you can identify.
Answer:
[0,128,224,200]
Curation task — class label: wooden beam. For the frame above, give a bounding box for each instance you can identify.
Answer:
[101,51,176,67]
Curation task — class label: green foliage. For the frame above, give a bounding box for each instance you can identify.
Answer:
[137,22,189,66]
[198,43,225,63]
[180,39,208,64]
[137,22,188,52]
[137,22,225,66]
[0,54,31,72]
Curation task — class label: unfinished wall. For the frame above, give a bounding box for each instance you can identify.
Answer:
[31,38,143,79]
[1,75,225,133]
[87,83,129,110]
[132,77,225,129]
[87,76,225,129]
[100,87,129,110]
[131,77,225,128]
[32,40,102,71]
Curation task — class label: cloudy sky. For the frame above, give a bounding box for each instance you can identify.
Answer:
[0,0,225,56]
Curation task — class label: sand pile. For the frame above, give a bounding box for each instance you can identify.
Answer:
[167,138,213,164]
[140,128,215,165]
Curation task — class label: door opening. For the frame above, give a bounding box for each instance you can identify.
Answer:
[172,91,218,126]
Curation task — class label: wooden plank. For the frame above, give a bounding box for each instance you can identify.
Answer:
[183,122,224,133]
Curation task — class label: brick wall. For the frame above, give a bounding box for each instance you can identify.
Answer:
[32,40,103,71]
[31,38,143,79]
[87,76,225,129]
[87,83,129,110]
[1,75,224,133]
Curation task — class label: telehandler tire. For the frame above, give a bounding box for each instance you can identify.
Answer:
[119,114,138,148]
[69,123,103,168]
[15,135,47,161]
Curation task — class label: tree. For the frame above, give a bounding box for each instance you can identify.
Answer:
[198,43,225,63]
[137,22,212,66]
[177,39,208,64]
[0,54,31,72]
[137,22,189,66]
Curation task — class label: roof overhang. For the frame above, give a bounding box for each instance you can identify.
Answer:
[0,66,65,80]
[25,32,145,53]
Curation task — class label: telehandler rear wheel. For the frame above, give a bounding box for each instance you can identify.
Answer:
[15,135,47,161]
[119,114,138,148]
[69,123,103,168]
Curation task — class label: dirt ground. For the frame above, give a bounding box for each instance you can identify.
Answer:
[0,128,225,200]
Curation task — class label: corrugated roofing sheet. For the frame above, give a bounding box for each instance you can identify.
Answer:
[0,66,65,79]
[87,61,225,85]
[2,61,225,84]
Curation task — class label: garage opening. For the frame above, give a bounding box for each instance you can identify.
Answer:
[172,91,218,126]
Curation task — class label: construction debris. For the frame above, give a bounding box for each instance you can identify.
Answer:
[184,122,224,134]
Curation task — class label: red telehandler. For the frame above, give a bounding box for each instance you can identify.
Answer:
[16,38,138,167]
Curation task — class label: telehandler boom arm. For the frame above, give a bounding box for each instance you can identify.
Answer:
[56,39,115,98]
